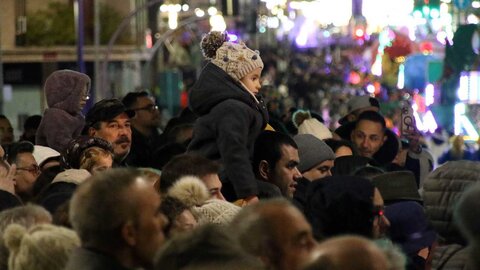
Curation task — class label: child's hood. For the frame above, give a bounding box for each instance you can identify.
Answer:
[44,70,91,114]
[189,63,256,116]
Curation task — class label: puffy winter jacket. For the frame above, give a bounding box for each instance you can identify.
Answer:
[423,161,480,270]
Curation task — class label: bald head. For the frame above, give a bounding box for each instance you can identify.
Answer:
[304,236,388,270]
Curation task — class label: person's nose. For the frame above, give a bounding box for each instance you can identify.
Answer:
[255,81,261,91]
[361,138,369,148]
[293,167,302,180]
[118,125,129,135]
[216,192,226,201]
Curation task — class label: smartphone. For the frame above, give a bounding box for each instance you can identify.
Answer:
[401,104,416,142]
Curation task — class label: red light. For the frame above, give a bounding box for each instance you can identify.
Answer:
[145,34,153,49]
[348,71,361,84]
[420,41,433,53]
[355,28,364,37]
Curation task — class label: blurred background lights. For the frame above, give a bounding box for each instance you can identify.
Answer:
[195,8,205,17]
[227,33,238,42]
[207,7,218,16]
[366,84,375,94]
[210,14,226,31]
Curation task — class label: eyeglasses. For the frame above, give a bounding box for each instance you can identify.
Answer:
[16,164,41,175]
[134,104,158,113]
[81,88,90,100]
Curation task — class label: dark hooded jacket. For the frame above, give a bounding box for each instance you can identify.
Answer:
[187,63,268,200]
[0,190,22,211]
[36,70,90,153]
[304,176,376,240]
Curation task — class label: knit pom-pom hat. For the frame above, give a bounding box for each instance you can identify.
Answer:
[4,223,80,270]
[167,176,241,225]
[293,110,332,140]
[167,176,210,207]
[201,31,263,81]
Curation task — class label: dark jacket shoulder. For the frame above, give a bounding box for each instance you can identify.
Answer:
[0,190,22,211]
[65,247,133,270]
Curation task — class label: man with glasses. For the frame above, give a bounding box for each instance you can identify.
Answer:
[122,91,162,167]
[6,141,40,202]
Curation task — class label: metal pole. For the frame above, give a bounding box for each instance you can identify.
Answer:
[352,0,363,16]
[143,16,208,86]
[74,0,86,73]
[94,0,101,103]
[102,0,164,98]
[0,5,3,114]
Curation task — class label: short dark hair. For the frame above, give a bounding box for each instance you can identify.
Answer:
[160,154,220,193]
[324,138,357,156]
[6,141,34,164]
[69,168,142,247]
[355,111,386,132]
[122,91,150,109]
[23,115,42,130]
[252,131,297,173]
[305,176,375,239]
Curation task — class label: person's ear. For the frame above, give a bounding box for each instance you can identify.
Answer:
[259,160,270,180]
[350,129,356,142]
[88,127,96,137]
[121,221,136,247]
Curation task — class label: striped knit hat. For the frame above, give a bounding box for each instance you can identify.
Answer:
[201,31,263,81]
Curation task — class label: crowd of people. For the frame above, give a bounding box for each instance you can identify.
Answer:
[0,30,479,270]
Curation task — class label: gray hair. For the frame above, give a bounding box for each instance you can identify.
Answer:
[0,204,51,234]
[230,198,294,265]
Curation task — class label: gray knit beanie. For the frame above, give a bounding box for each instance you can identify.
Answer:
[294,134,335,173]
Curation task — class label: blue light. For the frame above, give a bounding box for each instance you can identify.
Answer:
[228,33,238,42]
